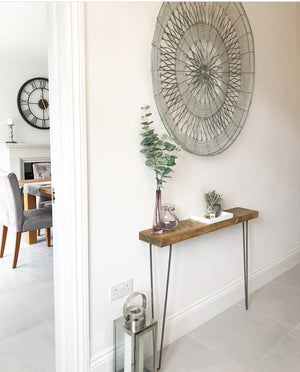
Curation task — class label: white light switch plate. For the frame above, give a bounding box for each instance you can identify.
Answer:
[110,279,133,302]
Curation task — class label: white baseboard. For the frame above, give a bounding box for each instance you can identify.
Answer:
[90,348,114,372]
[90,245,300,372]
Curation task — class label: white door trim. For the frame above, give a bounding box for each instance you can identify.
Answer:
[48,3,89,372]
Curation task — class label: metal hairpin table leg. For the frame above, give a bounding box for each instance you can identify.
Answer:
[242,221,249,310]
[149,243,154,319]
[157,244,172,370]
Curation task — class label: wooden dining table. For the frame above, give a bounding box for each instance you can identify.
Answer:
[18,178,52,244]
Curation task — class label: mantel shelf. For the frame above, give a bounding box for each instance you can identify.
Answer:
[1,143,50,148]
[139,207,259,248]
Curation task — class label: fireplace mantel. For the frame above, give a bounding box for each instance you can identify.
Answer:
[4,143,50,148]
[0,142,50,179]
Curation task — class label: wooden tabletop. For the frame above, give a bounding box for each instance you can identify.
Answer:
[139,207,259,248]
[19,178,52,196]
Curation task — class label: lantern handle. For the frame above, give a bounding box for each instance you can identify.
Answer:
[123,292,147,316]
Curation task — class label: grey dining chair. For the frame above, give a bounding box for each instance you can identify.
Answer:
[32,162,52,209]
[0,171,52,268]
[32,162,51,179]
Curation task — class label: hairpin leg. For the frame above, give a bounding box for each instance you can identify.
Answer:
[158,244,172,370]
[149,243,154,319]
[242,221,249,310]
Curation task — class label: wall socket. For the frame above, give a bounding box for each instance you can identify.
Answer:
[110,279,133,302]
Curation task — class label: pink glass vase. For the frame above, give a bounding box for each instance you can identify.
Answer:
[153,190,163,233]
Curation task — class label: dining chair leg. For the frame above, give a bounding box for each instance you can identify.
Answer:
[0,225,8,258]
[46,228,51,247]
[12,232,22,269]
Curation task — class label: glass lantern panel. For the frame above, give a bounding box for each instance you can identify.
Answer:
[114,318,157,372]
[135,326,157,372]
[115,322,134,372]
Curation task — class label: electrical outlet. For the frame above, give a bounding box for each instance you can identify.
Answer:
[110,279,133,302]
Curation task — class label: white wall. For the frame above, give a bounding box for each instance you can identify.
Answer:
[85,2,300,370]
[0,2,49,144]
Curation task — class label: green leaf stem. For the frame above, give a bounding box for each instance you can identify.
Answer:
[139,105,181,190]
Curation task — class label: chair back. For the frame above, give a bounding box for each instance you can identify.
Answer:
[32,162,51,179]
[0,171,24,231]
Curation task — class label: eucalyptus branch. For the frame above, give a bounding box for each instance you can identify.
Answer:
[140,105,181,190]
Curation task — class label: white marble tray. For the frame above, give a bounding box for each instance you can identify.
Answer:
[190,211,233,224]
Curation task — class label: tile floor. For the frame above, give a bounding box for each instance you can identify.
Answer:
[0,229,55,372]
[161,263,300,372]
[1,230,300,372]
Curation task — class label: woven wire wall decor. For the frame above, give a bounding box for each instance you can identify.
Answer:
[152,2,255,156]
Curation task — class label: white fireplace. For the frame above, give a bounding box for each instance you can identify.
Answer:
[0,143,50,179]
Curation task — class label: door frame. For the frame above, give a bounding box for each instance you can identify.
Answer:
[48,3,90,371]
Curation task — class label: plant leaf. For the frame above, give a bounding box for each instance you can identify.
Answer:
[145,159,154,166]
[164,142,176,151]
[162,167,173,176]
[142,130,154,137]
[141,137,154,146]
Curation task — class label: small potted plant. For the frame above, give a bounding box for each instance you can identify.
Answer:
[204,190,223,218]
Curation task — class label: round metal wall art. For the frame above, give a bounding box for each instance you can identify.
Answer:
[152,2,255,156]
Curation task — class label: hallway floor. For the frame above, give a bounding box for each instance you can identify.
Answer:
[0,230,54,372]
[161,263,300,372]
[0,232,299,372]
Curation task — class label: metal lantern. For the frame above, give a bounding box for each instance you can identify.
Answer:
[114,292,157,372]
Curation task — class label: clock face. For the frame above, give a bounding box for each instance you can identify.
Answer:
[17,77,50,130]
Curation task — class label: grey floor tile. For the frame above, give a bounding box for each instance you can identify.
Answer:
[0,354,22,372]
[0,263,39,293]
[17,255,53,283]
[0,235,53,292]
[274,264,300,290]
[241,281,300,328]
[0,324,55,372]
[0,231,52,271]
[161,336,247,372]
[12,281,55,326]
[252,329,300,372]
[0,293,42,342]
[0,230,55,370]
[188,304,290,370]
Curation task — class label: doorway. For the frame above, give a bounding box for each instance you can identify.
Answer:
[0,3,89,372]
[0,2,54,371]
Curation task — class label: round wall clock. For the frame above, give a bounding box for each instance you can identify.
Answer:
[17,77,50,130]
[152,2,255,156]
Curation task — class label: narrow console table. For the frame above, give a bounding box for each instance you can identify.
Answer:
[139,207,259,370]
